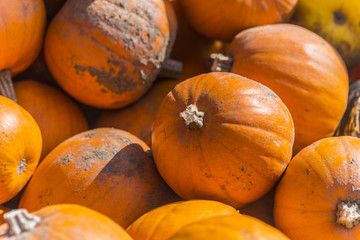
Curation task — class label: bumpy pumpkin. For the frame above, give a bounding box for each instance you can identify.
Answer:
[0,204,132,239]
[213,23,349,153]
[127,200,239,240]
[169,214,290,240]
[178,0,297,41]
[14,80,89,160]
[44,0,178,109]
[19,128,180,228]
[0,0,46,101]
[0,96,42,204]
[152,72,295,209]
[274,136,360,239]
[96,79,182,146]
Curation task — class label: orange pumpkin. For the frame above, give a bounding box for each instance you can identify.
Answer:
[152,72,295,209]
[0,204,132,239]
[96,79,182,146]
[274,136,360,239]
[44,0,177,109]
[19,128,180,228]
[0,95,42,204]
[169,214,290,240]
[0,0,46,97]
[0,206,11,225]
[213,23,349,154]
[14,80,89,160]
[178,0,297,41]
[127,200,239,240]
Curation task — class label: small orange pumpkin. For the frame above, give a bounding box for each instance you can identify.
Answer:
[14,80,89,160]
[274,136,360,239]
[152,72,295,209]
[127,200,239,240]
[169,214,290,240]
[19,128,180,228]
[45,0,178,109]
[0,204,132,239]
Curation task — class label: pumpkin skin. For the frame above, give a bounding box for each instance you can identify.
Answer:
[0,204,132,240]
[0,96,42,204]
[44,0,171,109]
[169,214,290,240]
[0,0,46,76]
[96,79,182,146]
[19,128,180,228]
[274,136,360,239]
[127,200,239,240]
[14,80,89,160]
[226,24,349,154]
[178,0,297,41]
[152,72,295,209]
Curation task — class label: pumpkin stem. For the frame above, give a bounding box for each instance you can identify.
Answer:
[0,69,17,103]
[209,53,233,72]
[336,201,360,228]
[180,104,204,130]
[4,209,41,236]
[17,158,27,175]
[159,58,183,79]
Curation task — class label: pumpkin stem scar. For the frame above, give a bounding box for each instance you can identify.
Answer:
[209,53,233,72]
[4,209,41,235]
[336,201,360,228]
[0,69,17,103]
[17,158,27,175]
[180,104,205,130]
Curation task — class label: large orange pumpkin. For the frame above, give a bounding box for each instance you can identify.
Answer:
[44,0,177,109]
[213,23,349,153]
[274,136,360,239]
[0,204,132,239]
[127,200,239,240]
[19,128,180,228]
[0,96,42,204]
[0,0,46,100]
[152,72,295,209]
[178,0,297,41]
[169,214,290,240]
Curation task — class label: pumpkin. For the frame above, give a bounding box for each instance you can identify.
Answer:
[0,95,42,204]
[274,136,360,239]
[212,23,349,154]
[44,0,180,109]
[19,128,180,228]
[96,79,182,146]
[0,0,46,101]
[152,72,295,209]
[127,199,239,240]
[169,214,290,240]
[14,80,89,160]
[178,0,297,41]
[0,206,11,225]
[0,204,132,239]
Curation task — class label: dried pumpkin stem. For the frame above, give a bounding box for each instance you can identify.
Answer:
[4,209,41,236]
[180,104,204,130]
[17,158,27,175]
[336,201,360,229]
[0,69,17,102]
[209,53,233,72]
[159,58,183,79]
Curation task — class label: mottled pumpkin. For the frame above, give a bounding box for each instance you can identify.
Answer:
[19,128,180,228]
[0,204,132,239]
[169,214,290,240]
[274,136,360,239]
[218,23,349,153]
[178,0,297,41]
[127,200,239,240]
[45,0,174,109]
[152,72,294,209]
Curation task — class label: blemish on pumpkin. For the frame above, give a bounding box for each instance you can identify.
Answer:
[17,159,27,175]
[60,153,73,165]
[306,169,310,175]
[333,10,346,25]
[1,131,7,137]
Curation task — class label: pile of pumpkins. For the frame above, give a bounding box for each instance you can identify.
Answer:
[1,0,360,239]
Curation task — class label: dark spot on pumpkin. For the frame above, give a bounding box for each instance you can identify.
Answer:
[2,131,8,137]
[60,153,73,165]
[350,158,356,164]
[333,10,346,25]
[306,169,310,175]
[221,185,226,190]
[335,40,351,57]
[241,167,245,172]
